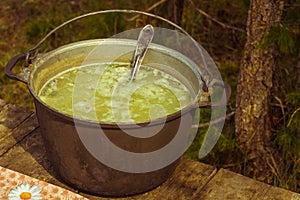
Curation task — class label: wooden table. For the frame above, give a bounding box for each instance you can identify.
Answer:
[0,98,299,199]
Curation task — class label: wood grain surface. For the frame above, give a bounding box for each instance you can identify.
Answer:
[0,99,299,199]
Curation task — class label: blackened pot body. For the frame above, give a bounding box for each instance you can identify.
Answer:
[27,39,201,196]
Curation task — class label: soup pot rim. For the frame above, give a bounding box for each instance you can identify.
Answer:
[27,38,202,127]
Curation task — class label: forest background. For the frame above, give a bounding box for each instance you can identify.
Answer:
[0,0,299,193]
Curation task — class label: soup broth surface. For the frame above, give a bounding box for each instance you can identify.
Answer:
[38,63,192,122]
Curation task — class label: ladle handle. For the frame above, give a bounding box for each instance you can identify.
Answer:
[130,25,154,81]
[5,53,28,84]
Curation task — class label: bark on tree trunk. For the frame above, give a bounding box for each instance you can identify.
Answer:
[235,0,284,183]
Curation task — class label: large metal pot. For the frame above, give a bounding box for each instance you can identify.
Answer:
[5,38,203,196]
[5,10,230,197]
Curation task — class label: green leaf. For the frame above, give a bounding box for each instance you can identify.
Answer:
[261,24,296,54]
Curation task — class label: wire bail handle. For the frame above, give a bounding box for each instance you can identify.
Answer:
[23,10,188,67]
[11,9,224,92]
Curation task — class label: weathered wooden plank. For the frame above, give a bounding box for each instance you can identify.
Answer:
[262,185,300,200]
[197,168,271,199]
[0,113,38,156]
[1,100,299,199]
[82,158,216,200]
[0,128,73,191]
[0,102,33,130]
[0,102,36,156]
[0,123,217,200]
[129,158,217,200]
[197,168,300,200]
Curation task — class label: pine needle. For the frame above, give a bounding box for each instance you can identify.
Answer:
[287,107,300,127]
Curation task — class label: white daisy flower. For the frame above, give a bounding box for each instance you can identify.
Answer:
[8,183,41,200]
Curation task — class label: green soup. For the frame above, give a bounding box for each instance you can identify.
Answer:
[38,63,192,122]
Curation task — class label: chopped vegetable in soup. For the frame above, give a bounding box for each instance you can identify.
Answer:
[38,63,192,122]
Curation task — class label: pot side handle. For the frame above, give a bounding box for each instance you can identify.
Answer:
[198,81,231,108]
[5,53,28,84]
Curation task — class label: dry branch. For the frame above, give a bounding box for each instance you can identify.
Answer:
[188,0,245,33]
[127,0,168,21]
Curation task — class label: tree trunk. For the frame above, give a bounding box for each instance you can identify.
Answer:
[235,0,284,183]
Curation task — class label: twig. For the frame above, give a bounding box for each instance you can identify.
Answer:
[127,0,168,21]
[188,0,245,33]
[192,111,235,128]
[287,107,300,127]
[274,96,286,125]
[266,153,281,183]
[270,103,287,108]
